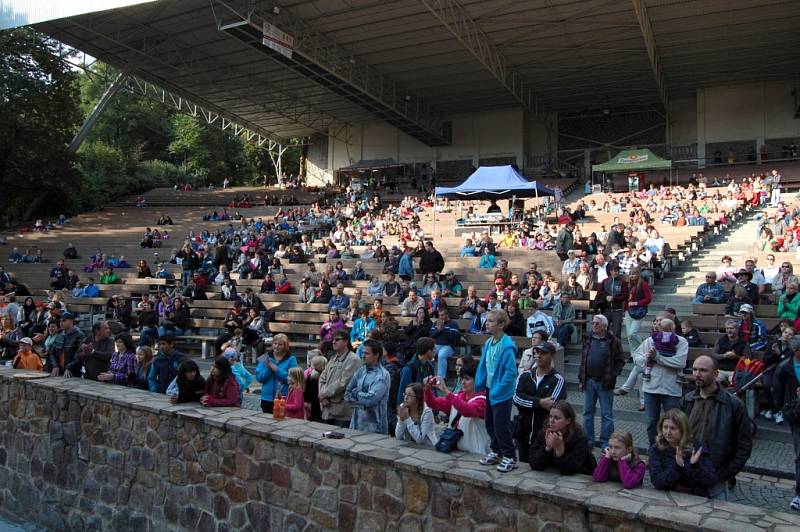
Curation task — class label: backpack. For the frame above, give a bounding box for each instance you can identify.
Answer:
[732,357,765,392]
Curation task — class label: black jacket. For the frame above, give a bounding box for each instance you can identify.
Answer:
[513,369,567,447]
[679,387,753,481]
[65,336,114,380]
[593,276,629,312]
[419,249,444,275]
[176,375,206,403]
[578,332,625,391]
[529,425,597,475]
[773,357,800,424]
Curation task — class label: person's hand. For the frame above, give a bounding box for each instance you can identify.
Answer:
[629,301,637,307]
[606,296,613,302]
[63,369,73,378]
[200,395,209,406]
[170,395,178,404]
[436,378,449,394]
[397,404,409,421]
[579,383,584,393]
[795,386,800,399]
[97,372,111,382]
[50,367,60,377]
[690,446,703,465]
[544,430,556,451]
[603,447,612,460]
[539,397,554,409]
[675,447,685,467]
[550,431,565,456]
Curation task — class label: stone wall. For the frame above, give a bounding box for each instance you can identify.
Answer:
[0,368,796,531]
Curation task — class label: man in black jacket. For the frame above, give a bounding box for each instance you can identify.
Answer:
[512,342,567,462]
[680,355,753,501]
[419,241,444,276]
[773,336,800,510]
[66,321,113,380]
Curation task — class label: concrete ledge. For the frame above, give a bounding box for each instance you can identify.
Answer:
[0,367,796,531]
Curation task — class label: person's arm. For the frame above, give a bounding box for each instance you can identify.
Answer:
[394,416,409,441]
[592,455,612,482]
[631,338,651,368]
[721,401,753,481]
[648,446,681,490]
[400,409,435,444]
[284,389,304,415]
[528,431,550,470]
[147,363,159,392]
[687,451,720,488]
[618,459,646,489]
[636,282,652,307]
[451,392,486,418]
[343,371,359,403]
[165,377,179,397]
[552,435,591,475]
[513,373,541,409]
[423,387,452,412]
[254,359,272,383]
[655,338,687,369]
[354,371,389,406]
[397,367,411,406]
[205,378,240,407]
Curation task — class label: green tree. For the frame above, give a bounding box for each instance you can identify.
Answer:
[0,28,82,223]
[168,113,209,180]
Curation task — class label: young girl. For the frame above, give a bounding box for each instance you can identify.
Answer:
[285,367,306,419]
[592,431,646,489]
[165,359,206,403]
[395,383,437,446]
[304,355,327,422]
[200,356,241,407]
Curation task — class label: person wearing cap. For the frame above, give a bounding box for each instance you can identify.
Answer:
[48,311,86,377]
[441,271,463,298]
[733,268,759,306]
[712,318,750,385]
[555,223,575,261]
[12,337,43,371]
[512,342,566,463]
[737,304,767,352]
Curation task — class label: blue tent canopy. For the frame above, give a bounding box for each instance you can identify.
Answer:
[435,165,555,200]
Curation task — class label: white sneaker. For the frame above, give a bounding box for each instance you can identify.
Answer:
[763,410,774,420]
[775,411,785,425]
[791,496,800,511]
[479,452,499,465]
[496,457,518,473]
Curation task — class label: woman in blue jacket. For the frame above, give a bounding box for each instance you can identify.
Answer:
[475,309,519,473]
[255,333,298,414]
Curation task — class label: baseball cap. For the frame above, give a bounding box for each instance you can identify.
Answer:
[60,311,74,320]
[533,342,557,354]
[19,337,33,346]
[738,304,754,314]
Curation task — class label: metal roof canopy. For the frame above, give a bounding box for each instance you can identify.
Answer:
[33,0,800,146]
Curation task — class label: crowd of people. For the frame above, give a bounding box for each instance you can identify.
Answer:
[3,171,800,509]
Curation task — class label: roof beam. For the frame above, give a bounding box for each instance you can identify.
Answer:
[418,0,539,114]
[631,0,669,109]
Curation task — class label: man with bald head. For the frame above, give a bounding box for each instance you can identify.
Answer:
[680,355,753,501]
[631,314,688,445]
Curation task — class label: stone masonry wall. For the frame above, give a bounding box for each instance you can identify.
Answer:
[0,367,797,531]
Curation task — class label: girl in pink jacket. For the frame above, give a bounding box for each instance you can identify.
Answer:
[592,431,646,489]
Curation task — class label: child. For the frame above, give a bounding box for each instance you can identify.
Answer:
[304,355,327,422]
[223,348,254,405]
[681,320,705,348]
[200,356,240,407]
[644,328,679,381]
[166,359,206,404]
[12,337,43,371]
[592,431,646,489]
[285,367,306,419]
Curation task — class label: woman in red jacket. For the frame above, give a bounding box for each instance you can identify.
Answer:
[201,356,241,407]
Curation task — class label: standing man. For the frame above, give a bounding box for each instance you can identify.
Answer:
[476,310,519,473]
[579,314,625,450]
[632,317,687,445]
[344,339,390,434]
[396,337,436,406]
[770,168,782,207]
[555,222,575,261]
[66,321,114,381]
[772,335,800,510]
[318,330,362,428]
[593,264,628,339]
[419,241,445,276]
[49,312,86,377]
[680,355,753,500]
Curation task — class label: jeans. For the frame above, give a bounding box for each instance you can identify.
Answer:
[623,313,643,354]
[792,424,800,495]
[435,344,455,379]
[605,309,624,340]
[182,269,193,286]
[620,365,644,406]
[139,326,158,347]
[772,188,781,207]
[583,378,614,449]
[554,323,574,346]
[158,326,185,338]
[485,398,515,459]
[709,482,730,501]
[643,392,681,446]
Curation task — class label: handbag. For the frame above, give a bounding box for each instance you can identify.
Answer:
[435,414,463,453]
[627,306,648,320]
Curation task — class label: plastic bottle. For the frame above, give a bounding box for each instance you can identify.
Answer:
[274,393,285,420]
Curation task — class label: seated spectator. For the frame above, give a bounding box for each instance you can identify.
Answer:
[771,262,799,299]
[400,289,425,317]
[350,307,376,347]
[529,400,597,475]
[99,267,118,284]
[681,320,705,348]
[592,431,646,489]
[424,357,489,454]
[712,319,749,384]
[724,285,752,316]
[551,294,575,346]
[441,271,463,297]
[395,382,437,446]
[693,272,725,304]
[165,359,206,403]
[460,238,477,257]
[367,276,384,297]
[275,273,292,294]
[561,250,580,276]
[478,247,496,269]
[63,243,78,259]
[505,303,526,337]
[778,282,800,321]
[200,356,240,407]
[738,304,767,352]
[525,300,554,338]
[298,279,316,303]
[716,256,737,282]
[320,309,346,343]
[649,409,717,497]
[382,273,401,298]
[351,261,367,281]
[562,274,585,301]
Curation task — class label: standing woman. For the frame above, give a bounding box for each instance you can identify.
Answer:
[529,400,596,475]
[649,409,717,497]
[97,332,138,386]
[624,268,651,355]
[255,333,298,414]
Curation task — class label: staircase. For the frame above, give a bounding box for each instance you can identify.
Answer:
[561,211,796,478]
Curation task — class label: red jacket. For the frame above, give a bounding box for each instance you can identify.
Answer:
[204,375,240,407]
[285,387,305,419]
[423,389,486,420]
[626,279,652,309]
